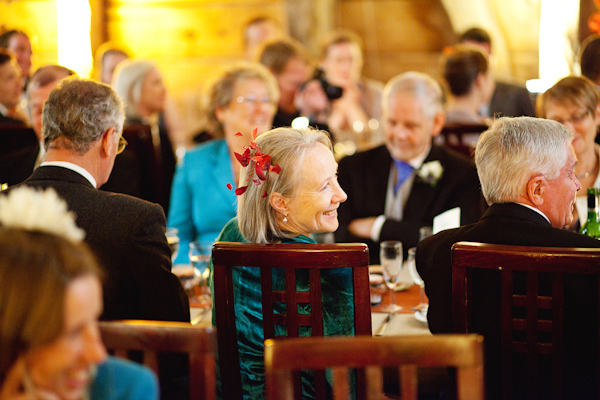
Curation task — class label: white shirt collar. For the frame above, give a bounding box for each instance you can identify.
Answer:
[40,161,97,188]
[516,202,551,224]
[406,144,432,169]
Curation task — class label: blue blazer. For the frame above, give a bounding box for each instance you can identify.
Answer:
[168,139,238,264]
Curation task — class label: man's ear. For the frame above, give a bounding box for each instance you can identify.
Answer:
[100,127,116,157]
[269,192,289,216]
[431,111,446,138]
[526,174,546,207]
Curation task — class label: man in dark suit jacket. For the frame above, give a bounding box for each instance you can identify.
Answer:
[417,117,600,398]
[336,71,486,263]
[6,77,189,323]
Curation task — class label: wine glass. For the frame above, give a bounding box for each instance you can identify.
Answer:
[407,247,428,315]
[189,241,213,308]
[165,227,180,263]
[380,240,403,313]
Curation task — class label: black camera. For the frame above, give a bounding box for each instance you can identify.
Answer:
[301,68,343,101]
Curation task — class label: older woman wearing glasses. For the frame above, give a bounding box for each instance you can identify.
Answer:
[168,62,279,264]
[537,75,600,231]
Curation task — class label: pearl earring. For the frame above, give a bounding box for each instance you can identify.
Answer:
[283,215,288,223]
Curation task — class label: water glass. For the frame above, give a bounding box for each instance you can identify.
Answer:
[407,247,428,313]
[166,227,180,263]
[189,241,213,307]
[419,226,433,242]
[380,240,403,313]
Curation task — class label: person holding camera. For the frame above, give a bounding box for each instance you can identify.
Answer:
[319,30,385,151]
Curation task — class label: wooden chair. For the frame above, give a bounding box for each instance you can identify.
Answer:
[436,122,488,158]
[264,334,484,400]
[452,242,600,400]
[98,320,216,400]
[211,242,372,400]
[0,123,37,158]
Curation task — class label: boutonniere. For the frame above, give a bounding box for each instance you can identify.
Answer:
[417,160,443,187]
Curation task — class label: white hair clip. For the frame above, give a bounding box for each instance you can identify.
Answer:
[0,187,85,242]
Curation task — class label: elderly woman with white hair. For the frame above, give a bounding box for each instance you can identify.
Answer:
[112,59,177,212]
[211,127,355,399]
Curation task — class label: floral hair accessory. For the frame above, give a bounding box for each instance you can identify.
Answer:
[226,128,282,196]
[0,187,85,242]
[417,160,443,187]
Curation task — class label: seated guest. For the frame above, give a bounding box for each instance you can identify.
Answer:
[0,186,158,400]
[458,27,535,118]
[0,49,25,125]
[319,30,385,149]
[336,71,486,263]
[0,29,32,87]
[580,34,600,86]
[6,77,189,322]
[243,16,282,61]
[95,42,130,85]
[168,62,278,264]
[537,76,600,231]
[441,44,494,124]
[0,64,74,187]
[417,116,600,399]
[211,127,354,399]
[112,59,177,212]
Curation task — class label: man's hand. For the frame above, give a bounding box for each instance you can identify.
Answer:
[348,217,377,239]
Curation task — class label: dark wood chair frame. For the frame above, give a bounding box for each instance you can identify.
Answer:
[211,242,372,400]
[437,122,488,158]
[452,241,600,400]
[264,334,485,400]
[98,320,215,400]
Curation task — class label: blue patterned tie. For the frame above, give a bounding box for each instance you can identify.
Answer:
[393,159,414,194]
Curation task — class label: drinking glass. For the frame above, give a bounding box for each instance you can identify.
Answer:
[419,226,433,242]
[407,247,428,314]
[380,240,403,313]
[166,227,180,263]
[189,241,213,308]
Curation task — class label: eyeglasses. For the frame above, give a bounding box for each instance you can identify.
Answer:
[117,135,128,155]
[551,110,591,126]
[235,94,273,106]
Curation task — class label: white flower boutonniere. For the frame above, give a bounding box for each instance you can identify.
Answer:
[417,160,444,187]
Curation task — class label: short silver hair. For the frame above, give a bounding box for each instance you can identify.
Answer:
[42,77,124,155]
[112,59,156,120]
[382,71,443,119]
[475,116,573,205]
[237,127,332,243]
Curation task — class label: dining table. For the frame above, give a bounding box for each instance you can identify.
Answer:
[189,276,431,336]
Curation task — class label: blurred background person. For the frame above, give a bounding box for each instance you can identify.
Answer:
[319,29,384,151]
[0,29,32,88]
[0,50,25,125]
[0,64,74,187]
[168,62,278,264]
[113,59,177,213]
[537,75,600,231]
[243,16,282,61]
[441,44,494,124]
[0,187,158,400]
[94,42,130,85]
[212,127,353,398]
[458,27,535,118]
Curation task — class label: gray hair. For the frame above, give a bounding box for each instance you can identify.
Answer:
[112,59,155,120]
[475,116,573,205]
[206,62,279,138]
[382,71,443,119]
[43,77,124,155]
[238,127,332,243]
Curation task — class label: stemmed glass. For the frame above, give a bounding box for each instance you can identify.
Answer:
[380,240,404,313]
[165,227,180,263]
[189,241,213,308]
[407,247,428,313]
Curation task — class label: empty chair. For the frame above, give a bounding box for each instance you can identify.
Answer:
[265,334,484,400]
[99,320,216,400]
[211,241,372,400]
[452,241,600,400]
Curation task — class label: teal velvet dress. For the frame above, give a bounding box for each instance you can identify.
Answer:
[211,217,355,399]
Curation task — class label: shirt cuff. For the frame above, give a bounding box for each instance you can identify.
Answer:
[370,215,386,242]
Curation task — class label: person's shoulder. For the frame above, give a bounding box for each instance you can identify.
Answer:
[494,80,529,95]
[90,356,159,400]
[339,144,389,168]
[187,138,226,155]
[217,216,247,243]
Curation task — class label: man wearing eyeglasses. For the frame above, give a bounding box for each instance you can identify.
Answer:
[4,77,190,324]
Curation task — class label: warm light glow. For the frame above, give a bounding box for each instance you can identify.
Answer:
[56,0,93,78]
[538,0,579,89]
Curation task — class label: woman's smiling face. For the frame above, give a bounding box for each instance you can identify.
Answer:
[282,143,348,236]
